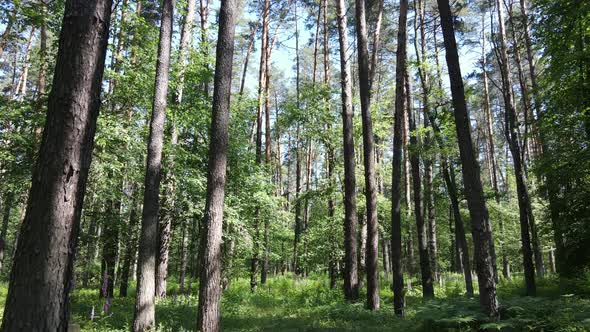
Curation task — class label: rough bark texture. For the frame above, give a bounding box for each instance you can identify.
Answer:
[196,0,237,330]
[495,0,536,296]
[436,0,499,318]
[0,1,112,329]
[132,0,174,329]
[391,0,408,316]
[355,0,380,311]
[336,0,359,302]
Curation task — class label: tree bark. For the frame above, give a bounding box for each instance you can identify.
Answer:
[441,158,474,296]
[196,0,237,329]
[0,1,112,329]
[391,0,408,316]
[336,0,359,302]
[355,0,380,310]
[436,0,499,317]
[494,0,536,296]
[407,70,434,299]
[414,0,438,285]
[132,0,174,329]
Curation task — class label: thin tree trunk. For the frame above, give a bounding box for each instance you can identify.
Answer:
[261,3,273,284]
[436,0,499,317]
[407,70,434,299]
[132,0,174,329]
[15,28,35,101]
[178,218,189,293]
[481,13,510,281]
[336,0,359,302]
[391,0,409,316]
[251,0,269,292]
[355,0,380,310]
[119,190,139,297]
[494,0,536,296]
[99,199,120,299]
[441,158,474,296]
[196,0,236,329]
[414,0,438,284]
[507,4,545,280]
[0,1,112,329]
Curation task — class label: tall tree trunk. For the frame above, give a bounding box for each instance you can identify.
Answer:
[251,0,269,292]
[519,0,564,274]
[156,0,195,299]
[0,1,112,329]
[507,4,545,280]
[407,70,434,299]
[196,0,236,329]
[494,0,536,296]
[481,13,509,280]
[414,0,438,284]
[355,0,380,311]
[132,0,174,329]
[292,0,303,277]
[336,0,359,302]
[391,0,408,316]
[436,0,499,318]
[261,2,272,284]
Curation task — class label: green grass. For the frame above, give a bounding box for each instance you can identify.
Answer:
[2,274,590,331]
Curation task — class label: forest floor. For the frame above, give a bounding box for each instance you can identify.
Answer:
[1,274,589,331]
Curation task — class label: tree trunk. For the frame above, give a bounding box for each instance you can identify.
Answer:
[407,70,434,299]
[507,4,545,280]
[336,0,359,302]
[414,0,438,286]
[355,0,380,310]
[0,1,112,329]
[132,0,174,329]
[196,0,236,329]
[436,0,499,318]
[442,159,474,296]
[494,0,536,296]
[391,0,408,316]
[119,191,139,297]
[100,199,120,299]
[0,192,14,273]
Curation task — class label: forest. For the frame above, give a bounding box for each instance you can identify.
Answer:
[0,0,589,330]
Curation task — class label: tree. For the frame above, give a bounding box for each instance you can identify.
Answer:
[355,0,380,311]
[436,0,499,318]
[0,0,113,329]
[196,0,237,330]
[336,0,359,302]
[132,0,174,329]
[391,0,409,316]
[494,0,536,296]
[407,69,434,299]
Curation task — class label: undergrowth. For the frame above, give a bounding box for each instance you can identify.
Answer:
[2,273,590,331]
